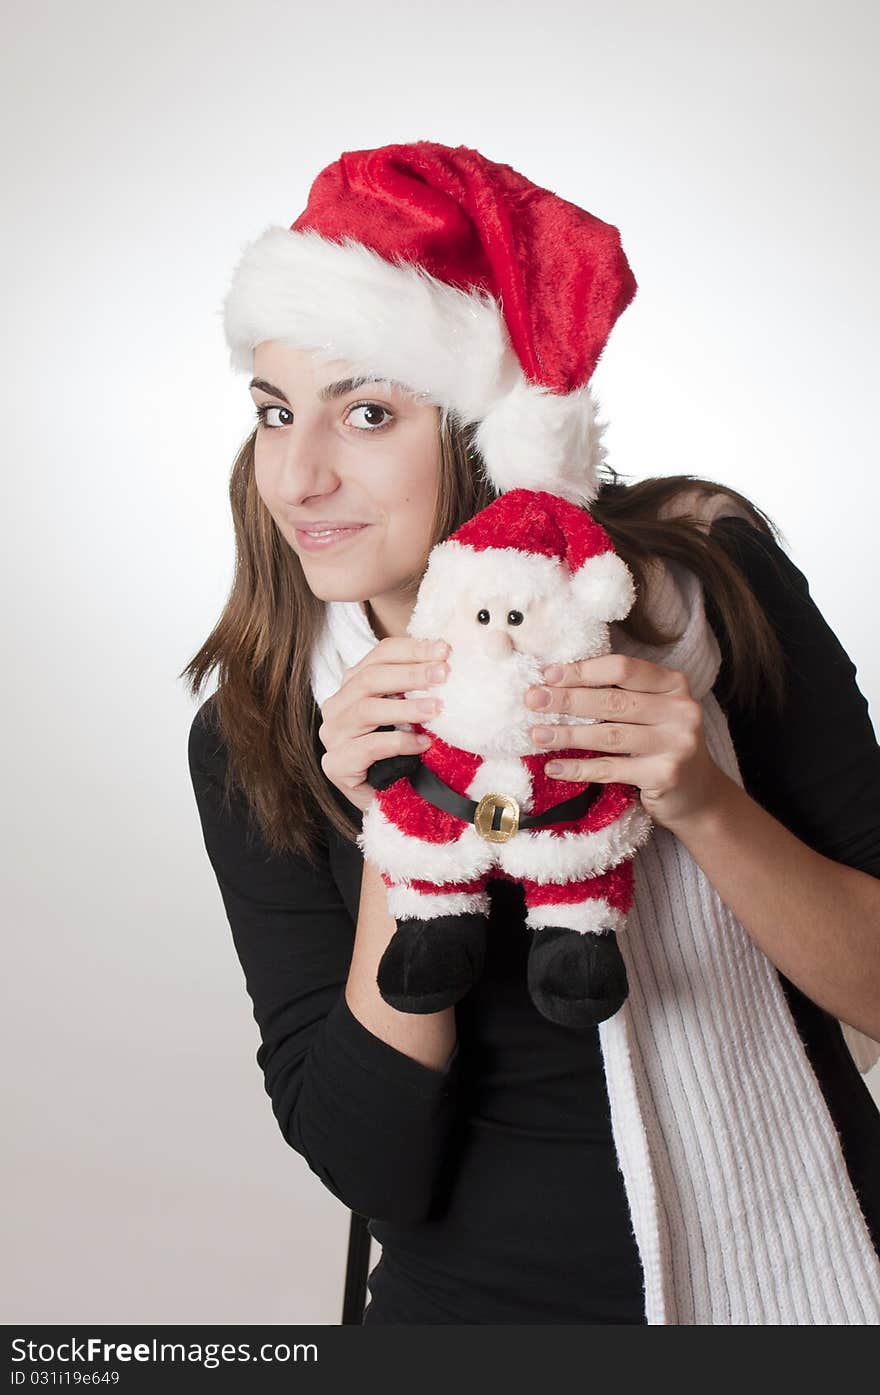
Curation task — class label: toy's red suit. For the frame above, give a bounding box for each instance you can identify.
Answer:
[364,727,651,937]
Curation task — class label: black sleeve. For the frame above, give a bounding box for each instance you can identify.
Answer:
[706,514,880,878]
[187,699,463,1226]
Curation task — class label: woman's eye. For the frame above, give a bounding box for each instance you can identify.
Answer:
[346,402,393,431]
[254,400,393,432]
[254,404,292,429]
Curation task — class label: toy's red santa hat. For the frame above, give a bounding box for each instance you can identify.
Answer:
[222,141,637,506]
[408,488,635,659]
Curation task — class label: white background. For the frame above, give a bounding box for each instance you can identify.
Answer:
[2,0,877,1324]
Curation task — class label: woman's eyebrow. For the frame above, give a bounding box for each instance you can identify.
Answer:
[248,375,409,403]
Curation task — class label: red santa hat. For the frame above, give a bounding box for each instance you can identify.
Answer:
[407,488,635,655]
[222,141,637,505]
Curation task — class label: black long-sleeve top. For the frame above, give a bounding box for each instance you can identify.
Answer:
[187,515,880,1324]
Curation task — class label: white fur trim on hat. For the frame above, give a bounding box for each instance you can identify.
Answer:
[407,540,567,640]
[222,226,607,502]
[407,538,634,644]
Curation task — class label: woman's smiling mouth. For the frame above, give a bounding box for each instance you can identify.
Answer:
[294,523,371,552]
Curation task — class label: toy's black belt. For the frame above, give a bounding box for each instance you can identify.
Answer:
[408,760,602,844]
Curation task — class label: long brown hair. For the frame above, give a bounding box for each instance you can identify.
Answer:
[181,413,787,864]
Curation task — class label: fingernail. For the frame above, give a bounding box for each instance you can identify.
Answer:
[432,640,450,657]
[545,762,563,776]
[416,734,432,747]
[427,663,447,682]
[542,664,563,683]
[528,687,552,708]
[532,726,554,744]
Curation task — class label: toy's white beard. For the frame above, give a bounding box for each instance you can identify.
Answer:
[411,644,576,757]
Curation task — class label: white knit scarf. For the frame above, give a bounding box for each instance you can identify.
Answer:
[309,495,880,1324]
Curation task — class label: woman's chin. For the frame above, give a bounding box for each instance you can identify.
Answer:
[300,569,380,605]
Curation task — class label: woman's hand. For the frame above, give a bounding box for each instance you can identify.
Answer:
[318,636,449,813]
[525,653,730,832]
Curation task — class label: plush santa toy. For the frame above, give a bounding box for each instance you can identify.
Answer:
[359,487,654,1030]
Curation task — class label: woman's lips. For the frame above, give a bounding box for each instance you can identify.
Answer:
[294,524,370,552]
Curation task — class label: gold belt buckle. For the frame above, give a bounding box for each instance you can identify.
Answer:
[473,792,521,843]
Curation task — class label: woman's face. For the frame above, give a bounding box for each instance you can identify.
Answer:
[250,341,442,620]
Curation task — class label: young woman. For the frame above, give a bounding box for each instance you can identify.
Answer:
[183,142,880,1324]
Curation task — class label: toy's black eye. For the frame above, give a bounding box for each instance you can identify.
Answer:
[477,609,491,625]
[507,610,524,626]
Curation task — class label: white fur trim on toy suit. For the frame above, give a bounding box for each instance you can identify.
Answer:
[496,801,654,882]
[387,878,627,936]
[384,883,491,922]
[358,791,652,886]
[465,757,535,809]
[526,900,628,936]
[358,801,496,884]
[221,226,607,502]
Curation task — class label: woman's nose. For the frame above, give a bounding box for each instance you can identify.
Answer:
[275,425,341,501]
[484,628,514,658]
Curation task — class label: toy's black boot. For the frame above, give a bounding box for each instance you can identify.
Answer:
[377,913,487,1014]
[527,925,629,1029]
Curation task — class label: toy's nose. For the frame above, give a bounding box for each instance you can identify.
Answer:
[484,628,514,658]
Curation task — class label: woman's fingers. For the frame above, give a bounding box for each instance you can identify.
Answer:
[321,726,431,801]
[322,645,448,721]
[357,692,445,731]
[526,657,691,726]
[321,664,448,745]
[541,653,688,694]
[341,634,449,685]
[322,639,449,744]
[318,634,448,811]
[530,719,657,754]
[526,682,678,725]
[348,655,450,703]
